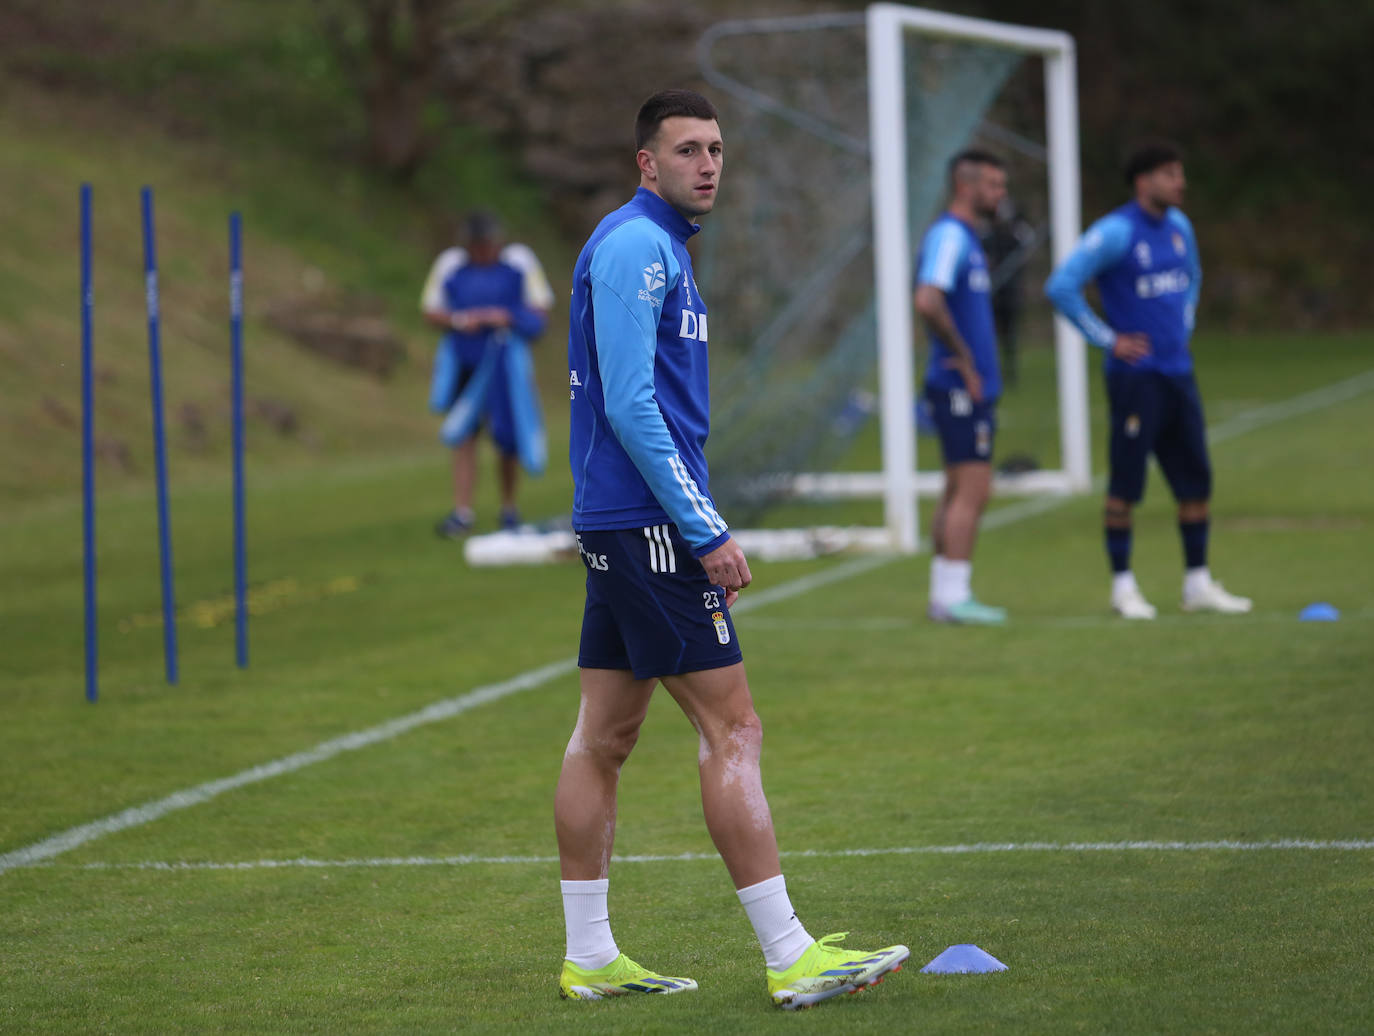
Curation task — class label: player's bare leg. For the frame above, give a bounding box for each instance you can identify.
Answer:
[452,439,477,513]
[929,462,1003,623]
[930,483,950,557]
[436,439,479,537]
[661,662,780,889]
[498,451,521,529]
[664,662,911,1006]
[555,669,699,999]
[555,668,656,880]
[940,460,991,561]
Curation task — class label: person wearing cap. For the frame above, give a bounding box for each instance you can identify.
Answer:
[1045,142,1252,619]
[421,211,555,535]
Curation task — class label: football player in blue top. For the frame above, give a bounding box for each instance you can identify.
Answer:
[554,89,908,1010]
[1046,143,1251,619]
[914,150,1010,625]
[422,211,553,535]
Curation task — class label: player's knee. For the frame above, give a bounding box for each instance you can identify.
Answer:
[726,708,764,758]
[603,724,643,766]
[1178,498,1209,522]
[699,706,762,761]
[1104,499,1133,527]
[567,719,642,769]
[736,707,763,744]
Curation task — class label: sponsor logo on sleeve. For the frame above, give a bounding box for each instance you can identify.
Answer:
[638,262,666,306]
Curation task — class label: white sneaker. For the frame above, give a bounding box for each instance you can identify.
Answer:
[1112,585,1157,620]
[1182,576,1252,614]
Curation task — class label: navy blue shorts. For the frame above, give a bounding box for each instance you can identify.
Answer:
[925,384,997,465]
[1106,368,1212,504]
[576,525,743,680]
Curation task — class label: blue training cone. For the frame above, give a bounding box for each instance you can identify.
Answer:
[1299,602,1340,622]
[921,944,1008,974]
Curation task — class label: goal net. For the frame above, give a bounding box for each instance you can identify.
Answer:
[465,4,1087,566]
[694,3,1088,554]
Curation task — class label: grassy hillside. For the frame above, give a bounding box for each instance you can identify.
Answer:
[0,22,573,509]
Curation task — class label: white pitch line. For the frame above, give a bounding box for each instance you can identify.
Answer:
[0,559,890,876]
[741,608,1374,632]
[0,658,578,874]
[1205,367,1374,446]
[59,839,1374,873]
[4,368,1372,876]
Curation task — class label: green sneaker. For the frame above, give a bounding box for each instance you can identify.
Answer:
[929,597,1008,625]
[767,932,910,1010]
[559,953,698,1000]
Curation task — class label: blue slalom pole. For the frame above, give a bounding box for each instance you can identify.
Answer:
[141,186,179,685]
[81,184,98,704]
[229,211,248,669]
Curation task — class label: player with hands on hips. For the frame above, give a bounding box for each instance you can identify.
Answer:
[1045,142,1251,619]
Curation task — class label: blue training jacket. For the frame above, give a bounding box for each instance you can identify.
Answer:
[441,260,546,366]
[915,213,1001,402]
[1044,200,1201,376]
[568,187,729,556]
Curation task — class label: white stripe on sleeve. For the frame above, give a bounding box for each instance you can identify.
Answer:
[668,455,728,539]
[929,228,962,291]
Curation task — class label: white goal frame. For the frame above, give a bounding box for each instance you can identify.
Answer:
[866,2,1088,553]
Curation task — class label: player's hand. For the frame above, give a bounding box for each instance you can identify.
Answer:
[944,358,985,403]
[700,537,752,597]
[1112,332,1151,364]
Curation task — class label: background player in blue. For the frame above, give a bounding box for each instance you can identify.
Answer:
[1045,143,1252,619]
[554,89,908,1009]
[914,150,1009,625]
[421,211,553,536]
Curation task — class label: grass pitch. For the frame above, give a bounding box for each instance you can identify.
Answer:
[3,333,1373,1033]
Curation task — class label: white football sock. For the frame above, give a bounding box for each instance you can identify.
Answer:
[929,555,947,603]
[1183,566,1211,597]
[738,874,814,972]
[1113,570,1140,598]
[941,559,972,605]
[561,878,619,970]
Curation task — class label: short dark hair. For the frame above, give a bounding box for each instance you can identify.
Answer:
[635,89,719,151]
[947,148,1005,189]
[463,209,502,243]
[1123,142,1183,185]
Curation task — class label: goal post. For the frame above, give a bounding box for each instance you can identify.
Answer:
[867,3,1087,553]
